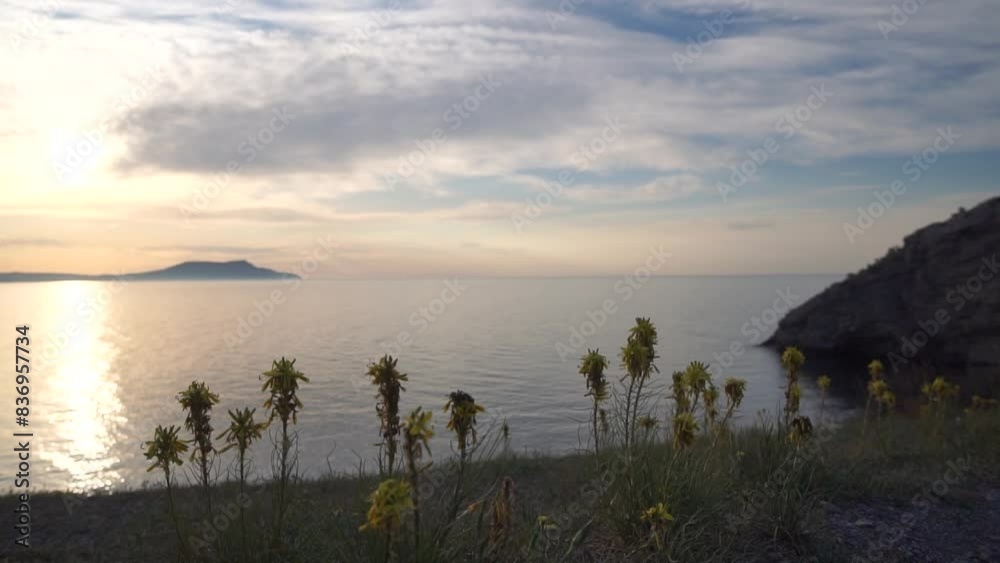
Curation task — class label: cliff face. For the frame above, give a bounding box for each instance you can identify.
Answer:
[769,196,1000,371]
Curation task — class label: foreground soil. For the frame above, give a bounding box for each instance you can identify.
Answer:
[3,461,999,562]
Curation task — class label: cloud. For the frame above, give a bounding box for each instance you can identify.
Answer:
[0,237,67,247]
[565,174,705,203]
[727,220,775,231]
[1,0,998,276]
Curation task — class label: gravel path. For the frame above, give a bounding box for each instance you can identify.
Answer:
[823,486,1000,562]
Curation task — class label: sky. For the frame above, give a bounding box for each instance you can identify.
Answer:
[0,0,997,277]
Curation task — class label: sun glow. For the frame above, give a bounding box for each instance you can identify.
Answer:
[38,282,127,491]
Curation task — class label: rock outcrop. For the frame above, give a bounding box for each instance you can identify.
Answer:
[768,195,1000,372]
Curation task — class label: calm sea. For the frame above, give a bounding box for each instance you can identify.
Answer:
[1,275,854,492]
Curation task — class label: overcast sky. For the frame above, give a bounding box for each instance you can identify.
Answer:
[1,0,997,277]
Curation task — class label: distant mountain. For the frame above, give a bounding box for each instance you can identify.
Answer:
[0,260,300,282]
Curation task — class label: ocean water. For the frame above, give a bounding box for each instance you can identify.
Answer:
[0,275,853,492]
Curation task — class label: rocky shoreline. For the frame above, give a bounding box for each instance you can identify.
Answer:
[769,196,1000,375]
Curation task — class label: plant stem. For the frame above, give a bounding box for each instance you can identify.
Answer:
[623,377,636,448]
[165,469,187,559]
[201,449,214,518]
[592,400,600,456]
[632,375,647,446]
[407,454,421,557]
[239,449,248,556]
[438,449,467,548]
[273,417,290,548]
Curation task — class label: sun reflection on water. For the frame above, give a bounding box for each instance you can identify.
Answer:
[39,282,128,491]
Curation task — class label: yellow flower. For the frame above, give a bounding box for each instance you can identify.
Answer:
[781,347,806,372]
[724,378,747,410]
[143,425,188,473]
[640,502,674,552]
[444,390,486,452]
[536,515,559,531]
[672,413,699,450]
[640,502,674,524]
[817,375,831,393]
[879,391,896,412]
[360,479,414,533]
[788,415,814,445]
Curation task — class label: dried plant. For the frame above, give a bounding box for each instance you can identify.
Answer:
[488,477,516,552]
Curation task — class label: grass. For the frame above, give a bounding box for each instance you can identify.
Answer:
[7,407,999,562]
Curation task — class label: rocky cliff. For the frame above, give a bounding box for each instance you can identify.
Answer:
[768,195,1000,372]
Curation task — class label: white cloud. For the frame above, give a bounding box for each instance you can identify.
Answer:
[566,174,705,203]
[0,0,997,275]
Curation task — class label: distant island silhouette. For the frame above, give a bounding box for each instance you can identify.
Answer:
[0,260,300,282]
